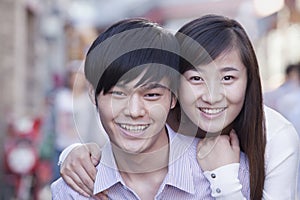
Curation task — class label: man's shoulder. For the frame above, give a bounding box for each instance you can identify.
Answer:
[51,177,87,199]
[168,126,199,166]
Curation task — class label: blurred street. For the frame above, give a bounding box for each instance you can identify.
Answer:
[0,0,300,199]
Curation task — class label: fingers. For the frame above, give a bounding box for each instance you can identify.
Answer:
[85,142,101,166]
[61,162,94,194]
[75,163,95,191]
[197,130,240,171]
[83,143,101,182]
[93,190,109,200]
[80,154,98,183]
[73,143,98,183]
[60,144,98,195]
[229,129,240,150]
[62,170,92,197]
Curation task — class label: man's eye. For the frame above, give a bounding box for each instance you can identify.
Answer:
[110,91,126,96]
[144,93,162,100]
[189,76,204,83]
[146,93,160,97]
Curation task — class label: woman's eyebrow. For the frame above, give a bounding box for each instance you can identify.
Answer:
[221,66,239,72]
[194,66,240,72]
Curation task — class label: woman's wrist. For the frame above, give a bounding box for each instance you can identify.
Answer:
[58,143,82,166]
[203,163,245,198]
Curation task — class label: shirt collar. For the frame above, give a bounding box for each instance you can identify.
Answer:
[162,125,196,195]
[93,143,123,195]
[93,125,196,195]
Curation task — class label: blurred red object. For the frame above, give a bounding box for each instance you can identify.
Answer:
[3,117,42,200]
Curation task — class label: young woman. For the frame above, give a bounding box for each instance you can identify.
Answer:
[59,15,299,199]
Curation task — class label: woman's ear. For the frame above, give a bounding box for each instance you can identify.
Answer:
[88,83,96,105]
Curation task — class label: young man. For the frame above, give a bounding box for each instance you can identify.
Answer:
[51,18,209,199]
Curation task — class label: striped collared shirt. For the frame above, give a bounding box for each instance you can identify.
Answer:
[51,125,250,199]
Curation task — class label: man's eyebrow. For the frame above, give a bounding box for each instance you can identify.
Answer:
[115,83,126,88]
[141,82,169,90]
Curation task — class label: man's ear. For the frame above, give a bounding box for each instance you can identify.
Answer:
[88,83,97,105]
[170,94,177,109]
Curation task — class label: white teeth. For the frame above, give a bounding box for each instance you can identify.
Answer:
[200,108,225,114]
[119,124,149,132]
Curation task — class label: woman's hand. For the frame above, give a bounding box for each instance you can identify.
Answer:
[60,143,101,197]
[197,130,240,171]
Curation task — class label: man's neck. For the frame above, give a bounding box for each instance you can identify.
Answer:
[111,129,170,200]
[120,167,168,200]
[112,126,170,173]
[117,148,169,200]
[112,139,169,173]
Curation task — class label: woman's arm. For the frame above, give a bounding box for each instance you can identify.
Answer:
[203,164,246,199]
[197,130,246,199]
[59,143,101,197]
[263,124,299,199]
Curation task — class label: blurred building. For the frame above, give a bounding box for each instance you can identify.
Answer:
[0,0,40,195]
[0,0,64,197]
[59,0,300,92]
[256,0,300,91]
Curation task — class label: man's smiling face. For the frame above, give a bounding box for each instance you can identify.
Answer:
[97,70,176,154]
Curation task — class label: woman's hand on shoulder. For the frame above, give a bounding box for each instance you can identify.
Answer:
[60,143,101,197]
[197,129,240,171]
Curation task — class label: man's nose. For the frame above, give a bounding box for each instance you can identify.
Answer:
[124,94,146,118]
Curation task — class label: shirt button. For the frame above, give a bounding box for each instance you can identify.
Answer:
[211,173,216,178]
[216,188,221,193]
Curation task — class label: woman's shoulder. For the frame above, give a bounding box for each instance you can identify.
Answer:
[264,105,297,134]
[264,105,291,124]
[264,105,299,149]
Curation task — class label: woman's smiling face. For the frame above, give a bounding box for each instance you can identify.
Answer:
[178,48,247,134]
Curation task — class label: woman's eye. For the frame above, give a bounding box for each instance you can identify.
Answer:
[222,75,234,81]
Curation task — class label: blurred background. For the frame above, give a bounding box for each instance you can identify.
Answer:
[0,0,300,199]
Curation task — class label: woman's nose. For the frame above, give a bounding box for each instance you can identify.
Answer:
[201,82,223,104]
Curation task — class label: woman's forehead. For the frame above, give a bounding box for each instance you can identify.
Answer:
[192,49,245,71]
